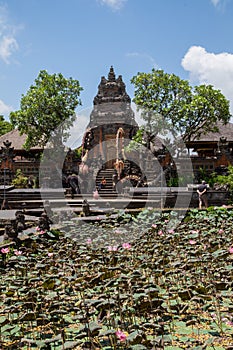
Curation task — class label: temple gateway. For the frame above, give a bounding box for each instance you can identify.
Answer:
[76,66,149,194]
[81,66,138,169]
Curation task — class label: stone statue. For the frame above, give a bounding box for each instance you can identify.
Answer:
[82,199,90,216]
[15,210,26,232]
[4,221,18,241]
[38,212,52,232]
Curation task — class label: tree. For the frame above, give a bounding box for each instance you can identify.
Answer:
[10,70,83,150]
[131,69,231,145]
[0,115,13,136]
[175,84,231,142]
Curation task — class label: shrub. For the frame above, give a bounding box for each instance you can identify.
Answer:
[11,169,28,188]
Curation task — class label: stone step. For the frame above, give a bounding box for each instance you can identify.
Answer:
[96,169,116,191]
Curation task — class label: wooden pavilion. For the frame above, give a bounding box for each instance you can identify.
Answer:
[0,129,78,186]
[187,122,233,178]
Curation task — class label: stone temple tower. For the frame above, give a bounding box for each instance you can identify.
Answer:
[83,66,138,169]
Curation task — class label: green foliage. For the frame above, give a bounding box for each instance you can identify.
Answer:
[11,169,28,188]
[131,69,231,144]
[167,174,194,187]
[179,84,231,142]
[167,176,179,187]
[125,128,147,152]
[211,165,233,203]
[0,115,13,136]
[195,167,217,187]
[10,70,83,150]
[73,146,83,160]
[49,228,61,238]
[212,165,233,189]
[1,209,233,348]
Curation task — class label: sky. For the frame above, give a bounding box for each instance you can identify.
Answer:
[1,0,233,131]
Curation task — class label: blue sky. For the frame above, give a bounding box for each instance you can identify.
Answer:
[1,0,233,125]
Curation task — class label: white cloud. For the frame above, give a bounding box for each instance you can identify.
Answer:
[211,0,221,6]
[98,0,127,10]
[126,52,159,69]
[0,5,19,64]
[0,99,13,116]
[181,46,233,113]
[0,36,18,63]
[210,0,229,10]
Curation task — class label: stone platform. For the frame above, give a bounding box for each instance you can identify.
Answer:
[0,186,230,212]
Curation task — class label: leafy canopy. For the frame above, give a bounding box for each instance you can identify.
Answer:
[10,70,83,149]
[0,115,13,136]
[131,69,231,144]
[213,165,233,189]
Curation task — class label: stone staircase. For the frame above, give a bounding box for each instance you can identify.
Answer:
[95,169,118,198]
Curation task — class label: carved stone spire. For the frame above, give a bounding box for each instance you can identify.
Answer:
[87,67,138,132]
[93,66,131,106]
[84,68,139,169]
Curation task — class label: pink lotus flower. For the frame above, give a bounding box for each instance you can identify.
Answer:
[158,230,163,236]
[114,229,122,234]
[218,229,224,234]
[48,252,53,257]
[122,242,131,249]
[228,247,233,254]
[1,247,9,254]
[14,250,22,256]
[116,330,128,342]
[151,224,157,229]
[168,229,174,234]
[38,230,46,235]
[87,238,92,244]
[35,226,41,231]
[189,240,196,245]
[108,246,118,251]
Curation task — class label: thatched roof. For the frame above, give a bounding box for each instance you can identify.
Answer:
[187,122,233,144]
[0,129,43,151]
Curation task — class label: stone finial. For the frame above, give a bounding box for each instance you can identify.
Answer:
[108,66,116,82]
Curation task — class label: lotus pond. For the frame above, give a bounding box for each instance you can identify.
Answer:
[0,207,233,349]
